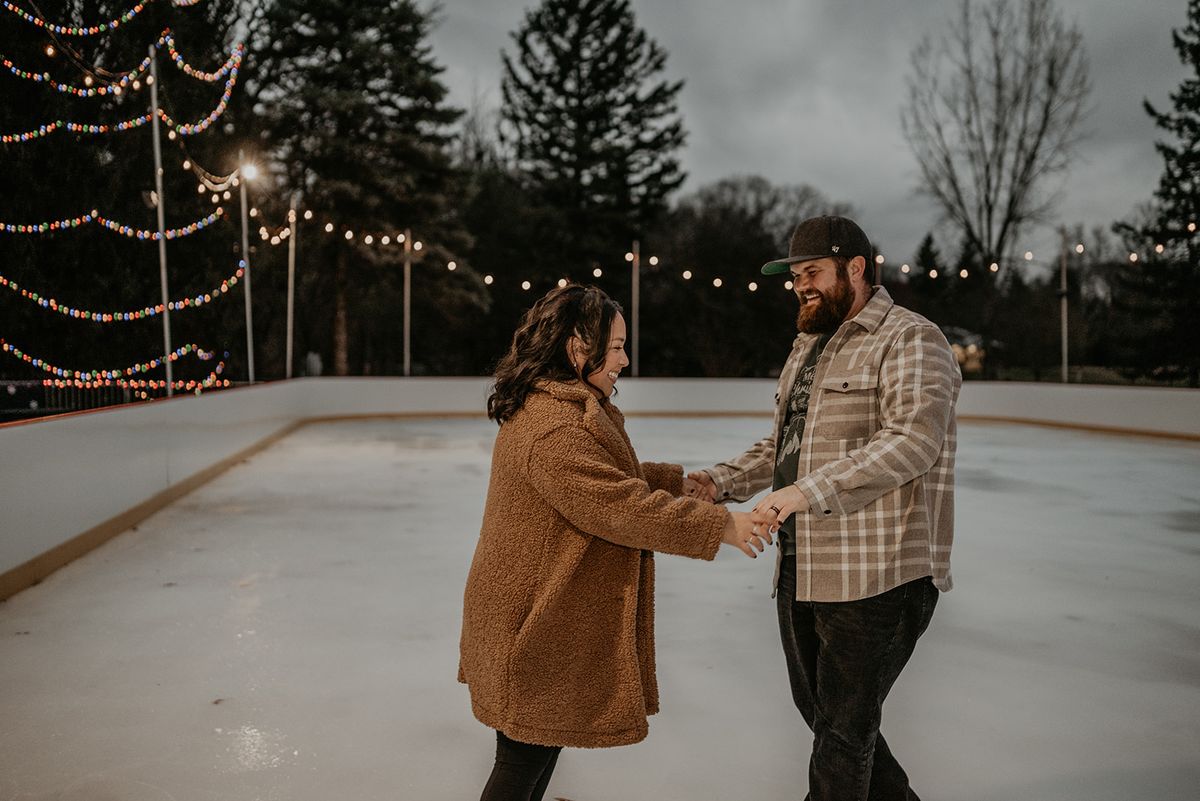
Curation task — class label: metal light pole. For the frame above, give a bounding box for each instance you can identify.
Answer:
[1059,237,1068,383]
[285,194,298,379]
[238,152,256,384]
[148,46,173,395]
[403,228,412,377]
[629,239,640,377]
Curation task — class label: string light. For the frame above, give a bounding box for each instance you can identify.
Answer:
[712,278,723,287]
[1,338,215,383]
[0,208,224,240]
[165,35,243,82]
[1,34,241,99]
[0,261,246,321]
[0,53,243,142]
[682,270,692,280]
[748,282,758,291]
[901,264,911,274]
[154,57,243,136]
[484,275,493,285]
[1,0,202,37]
[447,261,457,271]
[42,360,228,394]
[593,267,602,277]
[521,281,531,290]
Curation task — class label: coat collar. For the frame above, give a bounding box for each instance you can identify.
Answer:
[535,378,602,405]
[848,285,894,334]
[788,285,895,346]
[533,379,632,464]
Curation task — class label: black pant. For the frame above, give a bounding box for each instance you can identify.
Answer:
[479,730,561,801]
[776,556,938,801]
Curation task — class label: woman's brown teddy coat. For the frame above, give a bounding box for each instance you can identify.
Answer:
[459,380,730,748]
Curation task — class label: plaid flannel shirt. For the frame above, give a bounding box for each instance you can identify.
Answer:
[704,287,961,602]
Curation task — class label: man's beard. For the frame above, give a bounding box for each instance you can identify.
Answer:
[796,268,854,334]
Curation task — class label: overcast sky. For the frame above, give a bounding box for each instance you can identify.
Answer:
[426,0,1189,275]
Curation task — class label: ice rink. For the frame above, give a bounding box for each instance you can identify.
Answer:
[1,416,1198,801]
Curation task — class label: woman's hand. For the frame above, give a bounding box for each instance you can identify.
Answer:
[723,511,771,558]
[751,485,807,534]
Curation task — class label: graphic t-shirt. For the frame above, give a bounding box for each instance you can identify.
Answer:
[773,334,831,554]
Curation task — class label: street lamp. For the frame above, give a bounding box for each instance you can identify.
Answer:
[238,154,258,384]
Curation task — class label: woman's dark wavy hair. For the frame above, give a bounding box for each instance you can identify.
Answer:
[487,283,623,425]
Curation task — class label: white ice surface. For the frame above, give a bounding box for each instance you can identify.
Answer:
[1,417,1198,801]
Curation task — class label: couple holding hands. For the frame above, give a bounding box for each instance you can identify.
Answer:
[459,216,962,801]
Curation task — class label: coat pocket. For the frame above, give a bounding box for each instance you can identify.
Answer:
[814,373,878,441]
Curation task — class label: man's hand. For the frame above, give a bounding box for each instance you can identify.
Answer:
[686,470,719,502]
[751,485,807,534]
[682,476,707,499]
[722,511,772,558]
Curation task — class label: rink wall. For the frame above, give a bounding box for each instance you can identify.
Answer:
[2,377,1198,599]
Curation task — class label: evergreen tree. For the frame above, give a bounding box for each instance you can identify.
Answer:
[640,176,851,377]
[1113,0,1200,385]
[989,269,1053,379]
[455,106,562,374]
[251,0,485,376]
[900,233,948,322]
[500,0,686,274]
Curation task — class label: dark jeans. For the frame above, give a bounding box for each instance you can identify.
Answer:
[776,557,938,801]
[479,730,561,801]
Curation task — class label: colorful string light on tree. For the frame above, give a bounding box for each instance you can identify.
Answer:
[0,0,205,37]
[1,33,242,97]
[0,261,246,321]
[0,53,242,142]
[0,208,225,240]
[155,55,240,135]
[1,338,214,382]
[43,360,228,394]
[165,35,242,82]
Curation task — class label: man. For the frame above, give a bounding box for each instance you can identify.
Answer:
[689,215,960,801]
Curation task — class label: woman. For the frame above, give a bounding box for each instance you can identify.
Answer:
[459,284,764,801]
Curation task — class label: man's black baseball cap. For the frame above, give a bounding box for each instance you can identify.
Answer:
[761,216,873,275]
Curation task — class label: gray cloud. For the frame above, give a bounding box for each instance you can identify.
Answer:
[429,0,1189,269]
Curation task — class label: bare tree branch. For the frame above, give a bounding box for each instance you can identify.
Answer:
[900,0,1091,266]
